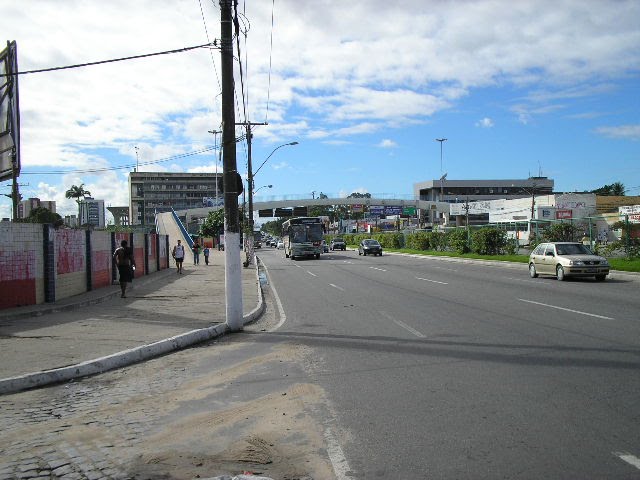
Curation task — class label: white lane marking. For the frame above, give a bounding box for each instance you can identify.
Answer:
[415,276,448,285]
[329,283,344,291]
[307,271,317,277]
[381,311,425,338]
[325,427,351,479]
[505,277,539,284]
[343,261,353,264]
[294,264,302,269]
[261,262,287,332]
[518,299,614,320]
[614,452,640,470]
[369,266,387,272]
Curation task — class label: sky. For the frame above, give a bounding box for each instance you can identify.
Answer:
[1,0,639,222]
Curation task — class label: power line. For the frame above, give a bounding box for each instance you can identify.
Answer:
[21,136,246,175]
[265,0,276,123]
[0,42,218,77]
[197,0,222,92]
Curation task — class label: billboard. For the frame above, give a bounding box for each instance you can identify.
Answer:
[0,41,20,182]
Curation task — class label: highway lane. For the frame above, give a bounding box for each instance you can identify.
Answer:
[258,247,640,479]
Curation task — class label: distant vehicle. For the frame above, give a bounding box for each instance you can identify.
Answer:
[330,237,346,251]
[322,240,329,253]
[277,240,284,249]
[528,242,609,281]
[282,217,324,259]
[358,239,383,256]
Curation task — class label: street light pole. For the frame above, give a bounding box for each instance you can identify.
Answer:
[435,138,447,174]
[247,141,298,265]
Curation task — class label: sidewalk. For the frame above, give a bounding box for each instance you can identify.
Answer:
[0,249,264,395]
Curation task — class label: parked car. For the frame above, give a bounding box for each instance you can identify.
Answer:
[358,239,383,256]
[276,240,284,250]
[322,240,329,253]
[330,237,346,251]
[528,242,609,281]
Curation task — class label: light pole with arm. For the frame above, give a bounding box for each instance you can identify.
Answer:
[435,138,447,174]
[247,142,298,264]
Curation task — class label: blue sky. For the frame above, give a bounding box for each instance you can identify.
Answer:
[1,0,639,221]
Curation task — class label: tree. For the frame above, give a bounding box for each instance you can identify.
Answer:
[591,182,626,196]
[21,207,63,227]
[65,183,92,220]
[199,209,225,238]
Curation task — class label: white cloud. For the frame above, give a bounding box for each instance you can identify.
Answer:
[378,139,398,148]
[594,125,640,141]
[476,118,494,128]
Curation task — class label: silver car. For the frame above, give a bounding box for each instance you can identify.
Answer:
[528,242,609,281]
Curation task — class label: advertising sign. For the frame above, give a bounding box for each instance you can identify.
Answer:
[385,206,402,215]
[370,205,385,215]
[352,204,363,213]
[556,209,572,219]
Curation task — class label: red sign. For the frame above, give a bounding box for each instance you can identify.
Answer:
[556,209,572,219]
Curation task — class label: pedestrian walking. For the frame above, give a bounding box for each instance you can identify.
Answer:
[193,240,201,265]
[172,239,185,274]
[203,246,210,265]
[113,239,136,298]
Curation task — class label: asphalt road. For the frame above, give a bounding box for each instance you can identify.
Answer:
[259,247,640,479]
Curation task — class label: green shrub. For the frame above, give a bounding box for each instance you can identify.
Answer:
[447,228,470,254]
[406,231,430,250]
[471,227,509,255]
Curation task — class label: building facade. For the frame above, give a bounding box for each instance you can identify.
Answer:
[128,172,223,226]
[17,198,56,219]
[414,177,554,226]
[79,198,106,228]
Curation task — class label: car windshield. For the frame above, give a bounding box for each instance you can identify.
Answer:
[333,238,344,242]
[364,240,380,246]
[556,244,592,255]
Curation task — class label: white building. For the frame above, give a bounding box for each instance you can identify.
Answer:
[79,198,106,228]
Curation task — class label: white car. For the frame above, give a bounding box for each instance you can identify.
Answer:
[276,241,284,249]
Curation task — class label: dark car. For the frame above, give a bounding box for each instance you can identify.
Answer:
[358,239,382,256]
[330,237,346,251]
[322,240,329,253]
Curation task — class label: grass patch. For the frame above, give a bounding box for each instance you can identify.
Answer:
[374,247,640,273]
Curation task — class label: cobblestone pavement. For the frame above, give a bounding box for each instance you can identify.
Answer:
[0,289,337,480]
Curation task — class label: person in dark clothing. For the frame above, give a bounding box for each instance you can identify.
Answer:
[113,240,136,298]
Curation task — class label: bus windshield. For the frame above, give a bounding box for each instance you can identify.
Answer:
[291,224,323,243]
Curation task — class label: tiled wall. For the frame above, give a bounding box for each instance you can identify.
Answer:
[0,223,169,310]
[0,223,43,309]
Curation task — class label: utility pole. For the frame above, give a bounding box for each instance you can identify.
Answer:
[220,0,242,331]
[208,129,223,204]
[237,121,267,267]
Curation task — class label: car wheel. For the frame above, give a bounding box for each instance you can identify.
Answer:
[556,265,565,281]
[358,250,361,255]
[595,274,606,282]
[315,254,320,259]
[529,263,538,278]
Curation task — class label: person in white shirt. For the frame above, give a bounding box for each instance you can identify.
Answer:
[172,239,185,274]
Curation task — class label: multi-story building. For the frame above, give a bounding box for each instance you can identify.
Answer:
[79,198,105,228]
[17,198,56,219]
[414,177,554,226]
[128,172,222,226]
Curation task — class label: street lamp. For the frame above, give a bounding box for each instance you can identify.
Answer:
[246,141,299,264]
[435,138,447,174]
[254,184,273,195]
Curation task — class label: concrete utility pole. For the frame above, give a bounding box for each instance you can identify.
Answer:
[237,121,267,267]
[220,0,243,331]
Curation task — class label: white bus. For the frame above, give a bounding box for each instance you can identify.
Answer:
[282,217,324,259]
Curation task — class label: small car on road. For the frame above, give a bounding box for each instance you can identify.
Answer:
[528,242,609,281]
[322,240,329,253]
[330,237,346,251]
[358,239,383,256]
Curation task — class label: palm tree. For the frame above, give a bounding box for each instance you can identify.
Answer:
[611,182,626,196]
[65,183,92,222]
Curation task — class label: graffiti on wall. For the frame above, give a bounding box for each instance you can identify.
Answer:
[56,229,85,274]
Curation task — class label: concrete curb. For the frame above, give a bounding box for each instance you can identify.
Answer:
[0,262,266,396]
